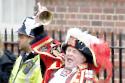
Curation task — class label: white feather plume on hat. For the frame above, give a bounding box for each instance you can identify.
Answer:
[65,28,102,47]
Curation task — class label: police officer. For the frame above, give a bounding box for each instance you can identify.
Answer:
[9,17,44,83]
[9,16,63,83]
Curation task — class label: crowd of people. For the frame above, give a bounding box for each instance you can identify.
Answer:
[0,3,112,83]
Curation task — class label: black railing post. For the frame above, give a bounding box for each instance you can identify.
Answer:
[52,30,55,39]
[59,30,62,42]
[96,31,99,38]
[104,32,106,41]
[11,28,14,52]
[111,32,114,83]
[4,28,7,50]
[119,32,122,83]
[103,31,107,79]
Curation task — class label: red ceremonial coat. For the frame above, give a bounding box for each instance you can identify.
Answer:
[43,62,98,83]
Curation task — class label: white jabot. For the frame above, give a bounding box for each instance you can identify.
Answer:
[49,67,77,83]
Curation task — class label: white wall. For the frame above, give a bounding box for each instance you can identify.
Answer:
[0,0,35,32]
[0,0,35,41]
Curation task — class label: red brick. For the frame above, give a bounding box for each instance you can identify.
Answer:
[57,0,65,5]
[123,50,125,56]
[56,6,67,12]
[55,19,67,25]
[67,20,79,26]
[92,21,102,26]
[115,22,125,27]
[47,6,55,12]
[79,7,90,13]
[100,15,106,20]
[89,15,100,20]
[114,67,119,78]
[79,21,90,26]
[123,80,125,83]
[118,15,125,20]
[113,16,118,20]
[81,15,88,19]
[105,15,112,20]
[76,14,83,19]
[68,7,79,13]
[93,15,100,20]
[122,68,125,79]
[91,8,102,13]
[51,20,56,24]
[44,0,61,5]
[65,14,77,19]
[103,8,114,13]
[113,67,125,82]
[103,21,114,26]
[114,60,125,68]
[115,0,125,2]
[65,14,71,19]
[116,8,125,14]
[54,14,64,19]
[89,15,93,19]
[65,0,78,6]
[70,14,76,19]
[114,79,119,83]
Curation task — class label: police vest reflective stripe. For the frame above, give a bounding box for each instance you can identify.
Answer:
[9,55,43,83]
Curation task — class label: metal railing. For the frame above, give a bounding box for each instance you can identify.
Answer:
[3,28,125,83]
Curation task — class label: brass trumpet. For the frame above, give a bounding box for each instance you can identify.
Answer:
[35,2,53,25]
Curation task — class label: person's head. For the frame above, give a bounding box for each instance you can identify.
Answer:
[17,16,52,53]
[17,17,36,52]
[64,46,87,69]
[62,28,100,69]
[18,34,33,52]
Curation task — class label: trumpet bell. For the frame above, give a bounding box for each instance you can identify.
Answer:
[38,10,53,25]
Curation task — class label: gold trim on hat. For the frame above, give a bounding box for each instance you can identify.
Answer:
[88,47,98,67]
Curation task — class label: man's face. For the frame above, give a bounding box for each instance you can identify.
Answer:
[64,46,86,69]
[18,34,32,51]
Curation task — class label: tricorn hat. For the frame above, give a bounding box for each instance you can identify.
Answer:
[62,28,102,67]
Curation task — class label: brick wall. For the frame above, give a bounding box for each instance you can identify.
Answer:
[37,0,125,82]
[37,0,125,33]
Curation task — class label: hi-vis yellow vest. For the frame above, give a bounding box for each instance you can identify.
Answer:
[9,55,42,83]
